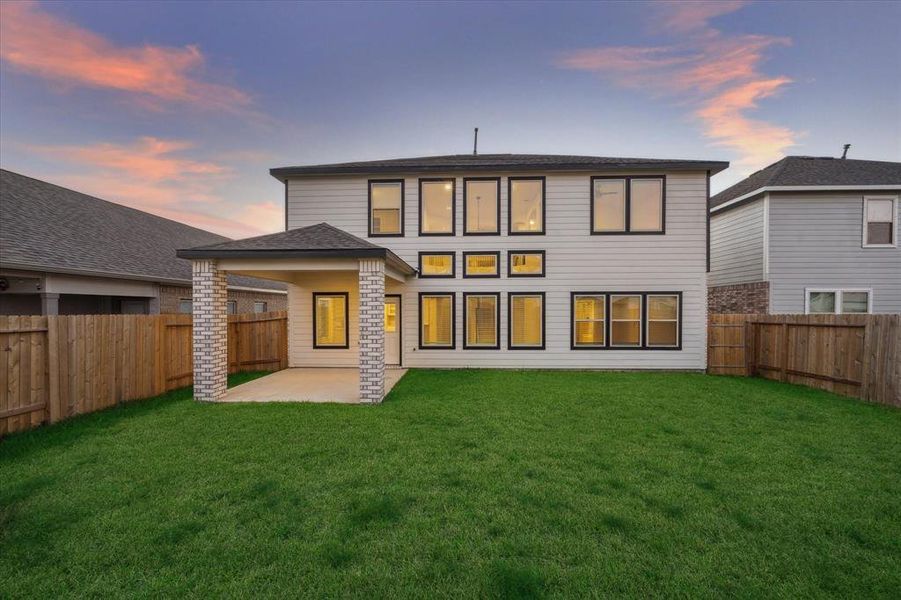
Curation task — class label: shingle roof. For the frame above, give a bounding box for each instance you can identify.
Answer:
[0,169,284,291]
[711,156,901,209]
[270,153,729,179]
[177,222,416,275]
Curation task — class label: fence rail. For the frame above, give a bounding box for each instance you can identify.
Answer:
[1,312,287,436]
[709,313,900,407]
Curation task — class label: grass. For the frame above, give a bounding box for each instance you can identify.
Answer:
[1,370,900,598]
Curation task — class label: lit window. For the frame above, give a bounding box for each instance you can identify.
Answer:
[178,299,192,314]
[509,251,545,277]
[573,294,605,347]
[253,301,267,313]
[464,294,499,349]
[807,289,871,314]
[610,295,641,347]
[313,293,348,348]
[509,178,544,234]
[419,179,454,235]
[384,302,397,332]
[463,252,499,277]
[630,179,664,232]
[863,196,896,247]
[227,300,237,315]
[592,179,626,232]
[509,293,544,349]
[419,253,455,278]
[592,177,664,233]
[647,295,679,347]
[420,294,454,348]
[369,180,404,236]
[464,178,499,234]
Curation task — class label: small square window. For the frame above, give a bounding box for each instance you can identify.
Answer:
[419,253,455,278]
[463,252,500,277]
[509,251,545,277]
[253,301,267,313]
[178,299,192,314]
[841,291,869,314]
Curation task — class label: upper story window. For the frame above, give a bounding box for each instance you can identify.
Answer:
[863,196,897,247]
[369,180,404,237]
[464,178,500,235]
[463,252,500,278]
[591,176,665,234]
[419,252,455,278]
[508,177,545,234]
[419,178,455,235]
[509,251,545,277]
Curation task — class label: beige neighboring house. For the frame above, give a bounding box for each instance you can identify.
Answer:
[0,169,286,315]
[177,153,729,403]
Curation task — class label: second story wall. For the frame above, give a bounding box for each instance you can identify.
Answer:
[709,198,765,286]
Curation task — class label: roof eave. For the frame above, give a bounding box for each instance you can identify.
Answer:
[711,184,901,214]
[175,247,417,275]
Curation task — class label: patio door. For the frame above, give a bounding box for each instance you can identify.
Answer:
[385,295,401,366]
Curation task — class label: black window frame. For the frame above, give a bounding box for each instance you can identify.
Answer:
[463,177,501,236]
[590,175,666,235]
[462,251,501,278]
[368,179,405,238]
[507,291,546,350]
[569,291,682,350]
[418,251,456,278]
[507,249,546,278]
[418,177,456,236]
[508,176,546,235]
[418,291,456,350]
[462,292,501,350]
[312,292,350,349]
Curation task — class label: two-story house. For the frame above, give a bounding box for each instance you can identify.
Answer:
[709,156,901,314]
[179,154,728,402]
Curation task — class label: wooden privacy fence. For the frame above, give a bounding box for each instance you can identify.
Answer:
[1,311,287,436]
[708,313,900,407]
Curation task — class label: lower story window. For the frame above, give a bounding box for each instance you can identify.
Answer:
[610,295,641,347]
[573,294,605,347]
[420,293,455,348]
[647,294,679,347]
[807,289,871,314]
[178,299,192,314]
[574,292,681,349]
[227,300,237,315]
[313,293,348,348]
[509,293,544,349]
[464,293,499,349]
[253,301,267,313]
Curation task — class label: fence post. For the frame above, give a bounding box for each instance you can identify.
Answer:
[744,319,755,377]
[780,321,789,382]
[46,316,60,423]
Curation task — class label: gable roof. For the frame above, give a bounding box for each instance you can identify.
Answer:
[0,169,284,290]
[270,153,729,180]
[711,156,901,210]
[177,222,416,275]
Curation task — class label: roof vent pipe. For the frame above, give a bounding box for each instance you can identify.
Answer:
[473,127,479,156]
[841,144,851,159]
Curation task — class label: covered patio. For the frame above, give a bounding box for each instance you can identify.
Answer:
[220,368,407,403]
[177,223,416,404]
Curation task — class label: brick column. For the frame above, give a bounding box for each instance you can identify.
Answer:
[358,259,385,403]
[192,259,228,401]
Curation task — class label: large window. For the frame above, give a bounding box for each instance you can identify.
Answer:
[509,293,544,349]
[509,251,545,277]
[509,177,545,234]
[572,294,606,348]
[313,293,349,348]
[369,180,404,236]
[419,293,455,349]
[572,292,682,349]
[419,252,455,278]
[863,196,897,247]
[464,293,499,349]
[591,176,665,234]
[806,289,871,314]
[464,178,500,235]
[463,252,500,277]
[419,178,455,235]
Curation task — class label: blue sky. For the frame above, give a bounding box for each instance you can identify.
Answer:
[1,1,899,237]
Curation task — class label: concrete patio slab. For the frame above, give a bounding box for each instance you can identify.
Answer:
[220,368,407,403]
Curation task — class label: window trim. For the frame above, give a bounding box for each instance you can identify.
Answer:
[462,251,501,278]
[368,179,405,238]
[590,175,666,235]
[312,292,350,349]
[418,251,456,278]
[507,291,546,350]
[418,292,456,350]
[418,177,456,236]
[462,177,501,236]
[507,176,546,235]
[862,195,897,248]
[570,291,682,350]
[507,250,546,278]
[462,292,501,350]
[804,288,873,314]
[646,293,681,349]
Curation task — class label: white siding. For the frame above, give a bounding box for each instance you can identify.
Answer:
[287,171,709,369]
[768,192,901,313]
[709,198,765,286]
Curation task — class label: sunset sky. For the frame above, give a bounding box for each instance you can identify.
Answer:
[1,0,899,238]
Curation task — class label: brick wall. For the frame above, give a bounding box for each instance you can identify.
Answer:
[191,260,228,402]
[708,281,770,314]
[159,285,286,314]
[358,259,385,403]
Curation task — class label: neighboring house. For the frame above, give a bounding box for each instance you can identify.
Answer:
[709,156,901,314]
[0,169,286,315]
[178,153,728,402]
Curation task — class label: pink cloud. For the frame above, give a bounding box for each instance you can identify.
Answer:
[0,1,250,112]
[655,0,748,34]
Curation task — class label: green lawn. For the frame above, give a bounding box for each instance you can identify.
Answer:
[1,370,899,598]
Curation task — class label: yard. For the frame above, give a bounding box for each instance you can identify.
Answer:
[1,370,899,598]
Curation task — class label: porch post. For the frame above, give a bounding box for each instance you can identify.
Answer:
[192,259,228,401]
[358,258,385,403]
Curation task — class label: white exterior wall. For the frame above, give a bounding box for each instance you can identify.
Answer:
[709,198,766,286]
[286,171,709,369]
